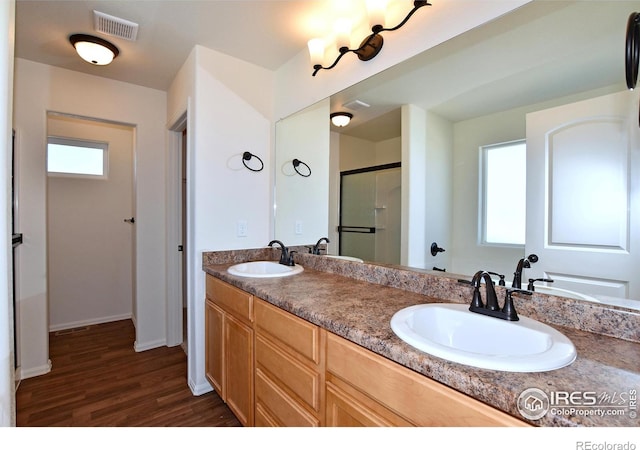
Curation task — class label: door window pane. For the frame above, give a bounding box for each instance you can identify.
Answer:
[47,137,108,178]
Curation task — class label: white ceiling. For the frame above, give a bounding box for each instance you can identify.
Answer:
[15,0,329,91]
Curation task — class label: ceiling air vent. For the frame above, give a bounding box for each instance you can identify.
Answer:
[93,10,139,41]
[343,100,371,111]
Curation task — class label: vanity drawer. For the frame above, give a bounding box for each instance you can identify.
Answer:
[255,299,320,364]
[255,334,321,412]
[206,275,253,323]
[255,368,320,427]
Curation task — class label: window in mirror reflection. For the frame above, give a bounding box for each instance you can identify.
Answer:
[480,140,526,246]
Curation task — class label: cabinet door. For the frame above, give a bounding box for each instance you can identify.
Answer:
[225,313,254,427]
[205,300,224,397]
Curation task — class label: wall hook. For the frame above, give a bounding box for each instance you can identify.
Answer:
[242,151,264,172]
[430,242,445,256]
[292,158,311,177]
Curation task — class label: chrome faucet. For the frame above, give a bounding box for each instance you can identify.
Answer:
[511,254,538,289]
[311,237,330,255]
[268,240,291,266]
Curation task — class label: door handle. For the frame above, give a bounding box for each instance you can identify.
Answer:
[124,217,135,224]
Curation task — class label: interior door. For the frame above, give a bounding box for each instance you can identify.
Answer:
[46,115,134,330]
[525,90,639,301]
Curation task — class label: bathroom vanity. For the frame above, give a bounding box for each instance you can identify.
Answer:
[203,248,640,427]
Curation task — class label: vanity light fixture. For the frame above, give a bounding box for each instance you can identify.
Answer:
[309,0,431,76]
[69,34,119,65]
[330,112,353,127]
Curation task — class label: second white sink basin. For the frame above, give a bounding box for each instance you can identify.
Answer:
[227,261,303,278]
[390,303,576,372]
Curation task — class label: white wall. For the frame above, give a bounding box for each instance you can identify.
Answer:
[167,45,274,395]
[339,134,401,171]
[424,111,453,271]
[275,99,330,245]
[0,0,14,427]
[401,104,427,267]
[13,59,167,378]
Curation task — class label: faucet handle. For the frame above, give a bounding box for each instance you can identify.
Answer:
[502,289,532,321]
[527,278,554,291]
[287,251,297,266]
[487,271,506,286]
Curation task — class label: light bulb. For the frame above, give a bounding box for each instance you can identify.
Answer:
[334,17,352,50]
[307,38,325,66]
[366,0,387,30]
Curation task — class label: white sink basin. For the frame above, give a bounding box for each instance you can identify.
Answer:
[227,261,303,278]
[324,255,364,263]
[390,303,576,372]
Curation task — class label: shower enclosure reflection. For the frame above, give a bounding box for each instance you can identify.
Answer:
[339,164,401,264]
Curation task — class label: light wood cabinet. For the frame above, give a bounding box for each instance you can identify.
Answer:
[253,298,325,426]
[205,275,254,427]
[204,275,529,427]
[326,332,530,427]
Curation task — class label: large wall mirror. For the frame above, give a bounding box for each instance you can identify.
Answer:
[274,1,640,310]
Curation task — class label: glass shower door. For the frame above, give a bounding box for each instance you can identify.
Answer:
[339,164,401,264]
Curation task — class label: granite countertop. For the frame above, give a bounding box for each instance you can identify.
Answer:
[202,250,640,427]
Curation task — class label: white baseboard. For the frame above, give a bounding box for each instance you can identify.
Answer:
[49,313,132,332]
[133,338,167,352]
[189,378,213,396]
[18,359,52,380]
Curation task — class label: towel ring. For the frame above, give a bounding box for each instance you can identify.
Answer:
[292,158,311,177]
[626,12,640,90]
[242,151,264,172]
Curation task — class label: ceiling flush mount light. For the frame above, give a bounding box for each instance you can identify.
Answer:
[330,112,353,127]
[309,0,431,76]
[69,34,119,65]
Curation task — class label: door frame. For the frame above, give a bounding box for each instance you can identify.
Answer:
[166,111,188,350]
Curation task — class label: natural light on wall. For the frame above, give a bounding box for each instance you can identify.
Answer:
[47,137,108,178]
[481,140,526,246]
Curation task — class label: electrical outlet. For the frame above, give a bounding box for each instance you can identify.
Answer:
[295,220,303,235]
[237,220,248,237]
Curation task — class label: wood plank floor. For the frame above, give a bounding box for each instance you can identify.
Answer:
[16,319,242,427]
